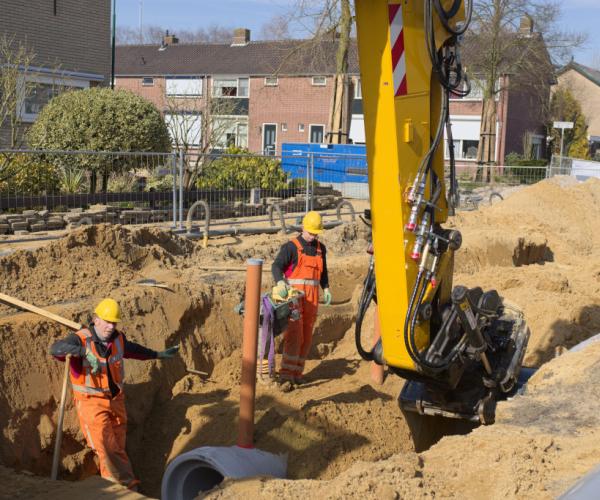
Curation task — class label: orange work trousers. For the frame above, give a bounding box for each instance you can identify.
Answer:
[74,392,138,488]
[280,285,319,381]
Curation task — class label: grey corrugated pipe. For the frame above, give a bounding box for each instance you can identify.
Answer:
[186,200,210,248]
[267,202,287,232]
[161,446,286,500]
[336,199,356,222]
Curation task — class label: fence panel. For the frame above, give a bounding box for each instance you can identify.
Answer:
[6,148,595,236]
[0,149,178,233]
[548,155,600,180]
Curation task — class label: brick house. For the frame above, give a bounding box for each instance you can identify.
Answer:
[0,0,111,147]
[116,28,547,164]
[115,29,361,155]
[555,61,600,158]
[447,72,549,167]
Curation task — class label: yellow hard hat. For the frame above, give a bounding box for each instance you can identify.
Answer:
[302,211,323,234]
[94,298,121,323]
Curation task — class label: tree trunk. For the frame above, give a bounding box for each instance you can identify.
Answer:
[475,96,497,182]
[327,0,352,144]
[90,171,97,193]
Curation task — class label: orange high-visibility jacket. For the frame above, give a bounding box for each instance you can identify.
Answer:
[287,238,324,295]
[70,328,125,399]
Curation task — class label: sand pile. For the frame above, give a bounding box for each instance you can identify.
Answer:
[208,342,600,499]
[1,177,599,499]
[0,224,195,314]
[451,177,600,365]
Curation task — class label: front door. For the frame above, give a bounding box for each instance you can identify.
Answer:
[263,124,277,155]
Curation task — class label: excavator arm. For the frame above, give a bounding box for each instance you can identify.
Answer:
[353,0,530,428]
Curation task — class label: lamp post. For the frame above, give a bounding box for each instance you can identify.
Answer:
[111,0,116,89]
[553,121,574,173]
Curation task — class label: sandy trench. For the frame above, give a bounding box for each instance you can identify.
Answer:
[0,176,599,499]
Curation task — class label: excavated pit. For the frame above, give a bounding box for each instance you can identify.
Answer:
[1,176,600,499]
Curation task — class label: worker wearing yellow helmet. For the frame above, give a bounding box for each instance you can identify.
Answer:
[49,298,179,490]
[272,210,332,389]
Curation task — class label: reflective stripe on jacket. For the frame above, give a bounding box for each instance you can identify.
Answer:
[70,328,125,398]
[288,237,323,296]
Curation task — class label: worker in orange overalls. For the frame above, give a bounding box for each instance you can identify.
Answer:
[49,298,179,490]
[271,211,331,389]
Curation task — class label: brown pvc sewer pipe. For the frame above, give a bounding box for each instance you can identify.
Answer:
[371,307,384,385]
[238,258,263,448]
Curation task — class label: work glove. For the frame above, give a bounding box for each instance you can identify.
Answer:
[272,280,290,300]
[323,288,332,306]
[157,344,180,359]
[85,351,100,375]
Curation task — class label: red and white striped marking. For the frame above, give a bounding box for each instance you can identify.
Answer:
[389,2,407,96]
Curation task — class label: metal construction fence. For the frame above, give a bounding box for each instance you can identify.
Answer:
[0,149,598,234]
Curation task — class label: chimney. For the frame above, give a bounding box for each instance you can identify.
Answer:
[519,15,534,36]
[232,28,251,46]
[163,30,179,46]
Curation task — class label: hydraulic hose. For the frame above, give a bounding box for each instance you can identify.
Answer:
[355,263,376,361]
[433,0,473,36]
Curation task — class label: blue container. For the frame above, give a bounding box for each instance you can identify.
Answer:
[281,143,368,184]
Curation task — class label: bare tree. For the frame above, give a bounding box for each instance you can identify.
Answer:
[117,24,233,45]
[0,35,36,149]
[260,15,291,40]
[463,1,585,179]
[163,81,243,189]
[262,0,355,144]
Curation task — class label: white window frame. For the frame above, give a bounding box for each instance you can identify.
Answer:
[164,112,202,147]
[18,73,89,123]
[212,115,249,149]
[212,76,250,98]
[354,77,362,99]
[262,123,277,155]
[298,123,305,132]
[264,77,278,87]
[309,123,325,143]
[165,76,203,98]
[444,115,500,162]
[311,76,327,86]
[142,76,154,87]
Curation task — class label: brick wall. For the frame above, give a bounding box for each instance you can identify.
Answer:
[116,76,169,110]
[504,86,547,159]
[0,0,111,80]
[248,76,333,154]
[556,70,600,138]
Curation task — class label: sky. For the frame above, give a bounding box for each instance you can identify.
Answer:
[116,0,600,68]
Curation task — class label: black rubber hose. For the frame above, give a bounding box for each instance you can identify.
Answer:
[433,0,473,36]
[404,269,426,365]
[355,260,376,361]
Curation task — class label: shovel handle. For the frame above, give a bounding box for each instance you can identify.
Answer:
[0,292,82,331]
[51,353,71,480]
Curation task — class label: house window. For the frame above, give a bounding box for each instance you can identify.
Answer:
[213,116,248,149]
[265,77,278,87]
[281,123,288,132]
[142,77,154,86]
[309,124,325,143]
[298,123,305,132]
[213,77,249,97]
[164,112,202,147]
[354,78,362,99]
[166,77,202,97]
[312,76,326,86]
[19,74,89,122]
[462,140,479,159]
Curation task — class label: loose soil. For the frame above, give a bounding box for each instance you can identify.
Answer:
[0,177,599,499]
